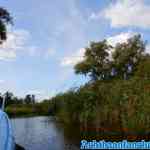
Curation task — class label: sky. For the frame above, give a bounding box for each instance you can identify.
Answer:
[0,0,150,100]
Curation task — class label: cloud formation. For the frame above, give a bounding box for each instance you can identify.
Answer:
[0,29,30,61]
[107,32,136,46]
[61,48,85,67]
[103,0,150,28]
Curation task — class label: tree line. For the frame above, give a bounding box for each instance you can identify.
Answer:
[0,91,36,108]
[49,35,150,139]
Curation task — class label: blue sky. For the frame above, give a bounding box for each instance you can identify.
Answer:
[0,0,150,100]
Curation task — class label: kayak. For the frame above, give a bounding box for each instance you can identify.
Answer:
[0,109,15,150]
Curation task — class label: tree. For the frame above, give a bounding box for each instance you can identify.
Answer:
[134,54,150,79]
[112,34,146,79]
[24,94,32,104]
[4,91,14,106]
[75,40,112,81]
[12,96,24,104]
[0,7,12,44]
[75,34,146,81]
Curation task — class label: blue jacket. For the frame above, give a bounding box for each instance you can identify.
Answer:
[0,109,15,150]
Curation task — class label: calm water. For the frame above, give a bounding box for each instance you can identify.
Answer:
[11,116,79,150]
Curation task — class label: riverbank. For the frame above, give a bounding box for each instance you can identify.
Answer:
[6,103,50,117]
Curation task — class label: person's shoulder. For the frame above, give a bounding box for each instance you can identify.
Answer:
[0,110,8,119]
[0,109,3,116]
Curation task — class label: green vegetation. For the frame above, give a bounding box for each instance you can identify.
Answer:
[49,35,150,139]
[6,101,50,117]
[0,92,50,117]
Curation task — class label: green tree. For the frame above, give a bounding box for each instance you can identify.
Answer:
[75,40,112,81]
[112,34,145,79]
[75,35,146,81]
[24,94,32,104]
[4,91,14,106]
[134,55,150,79]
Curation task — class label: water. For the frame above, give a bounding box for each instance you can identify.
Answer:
[11,116,79,150]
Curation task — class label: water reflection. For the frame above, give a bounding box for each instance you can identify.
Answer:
[11,117,79,150]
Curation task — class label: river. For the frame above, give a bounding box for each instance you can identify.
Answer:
[11,116,80,150]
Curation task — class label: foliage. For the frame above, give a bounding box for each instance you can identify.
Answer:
[6,102,50,117]
[50,35,150,137]
[75,40,111,80]
[75,35,145,80]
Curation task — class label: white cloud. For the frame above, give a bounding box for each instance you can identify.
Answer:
[61,48,85,67]
[103,0,150,28]
[0,50,16,61]
[0,29,30,50]
[107,32,136,46]
[0,28,30,61]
